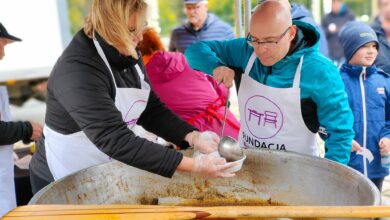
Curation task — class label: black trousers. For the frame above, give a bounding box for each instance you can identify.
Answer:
[370,177,385,192]
[29,169,52,195]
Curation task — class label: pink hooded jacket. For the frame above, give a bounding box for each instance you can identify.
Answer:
[146,51,239,140]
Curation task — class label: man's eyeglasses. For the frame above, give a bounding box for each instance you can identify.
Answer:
[246,26,291,48]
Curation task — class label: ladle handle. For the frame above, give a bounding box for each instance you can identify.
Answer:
[220,90,230,137]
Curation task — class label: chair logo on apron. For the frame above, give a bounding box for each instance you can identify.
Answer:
[124,100,147,128]
[244,95,284,139]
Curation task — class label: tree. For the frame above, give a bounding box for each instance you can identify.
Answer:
[67,0,90,35]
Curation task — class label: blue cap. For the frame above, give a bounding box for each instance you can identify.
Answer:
[339,21,378,62]
[184,0,207,4]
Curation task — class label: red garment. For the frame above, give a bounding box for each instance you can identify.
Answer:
[146,51,239,139]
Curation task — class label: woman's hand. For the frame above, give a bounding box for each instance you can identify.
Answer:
[185,131,219,154]
[192,153,236,178]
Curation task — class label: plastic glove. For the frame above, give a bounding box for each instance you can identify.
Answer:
[192,153,236,179]
[188,131,219,154]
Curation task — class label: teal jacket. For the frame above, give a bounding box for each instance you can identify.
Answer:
[185,20,354,165]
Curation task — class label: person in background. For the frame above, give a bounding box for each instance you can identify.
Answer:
[0,22,42,217]
[169,0,235,53]
[139,28,240,140]
[258,0,329,57]
[321,0,355,65]
[139,28,165,65]
[29,0,235,195]
[372,0,390,74]
[185,1,354,165]
[290,2,329,57]
[339,21,390,191]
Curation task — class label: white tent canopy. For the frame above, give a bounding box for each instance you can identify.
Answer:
[0,0,71,82]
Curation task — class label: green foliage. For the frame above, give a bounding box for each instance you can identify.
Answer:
[158,0,314,37]
[345,0,372,20]
[67,0,90,35]
[158,0,184,36]
[66,0,374,37]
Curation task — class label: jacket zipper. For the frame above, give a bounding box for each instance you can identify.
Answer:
[359,66,368,177]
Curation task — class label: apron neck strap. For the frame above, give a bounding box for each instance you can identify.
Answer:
[135,65,151,90]
[93,37,150,90]
[292,56,304,88]
[242,52,304,88]
[244,52,257,75]
[93,37,118,88]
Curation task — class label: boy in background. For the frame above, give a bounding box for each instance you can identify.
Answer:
[339,21,390,191]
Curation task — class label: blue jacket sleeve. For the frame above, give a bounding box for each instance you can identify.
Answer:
[226,29,236,41]
[185,38,251,75]
[380,78,390,139]
[309,63,354,164]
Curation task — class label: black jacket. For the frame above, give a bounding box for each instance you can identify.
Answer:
[0,121,32,145]
[30,30,195,181]
[321,7,355,61]
[372,17,390,74]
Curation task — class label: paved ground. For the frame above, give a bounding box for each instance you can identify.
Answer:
[381,179,390,219]
[382,177,390,205]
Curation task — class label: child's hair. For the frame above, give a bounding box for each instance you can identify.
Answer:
[138,28,165,56]
[339,21,379,62]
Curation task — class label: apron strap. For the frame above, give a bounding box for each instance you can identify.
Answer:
[243,53,304,88]
[93,37,119,89]
[0,87,11,121]
[244,52,257,75]
[93,37,151,91]
[135,64,151,90]
[292,56,304,88]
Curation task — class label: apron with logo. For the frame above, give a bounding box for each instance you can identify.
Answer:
[0,86,16,217]
[238,52,318,156]
[45,38,151,180]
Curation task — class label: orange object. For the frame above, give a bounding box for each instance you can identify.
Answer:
[4,205,390,219]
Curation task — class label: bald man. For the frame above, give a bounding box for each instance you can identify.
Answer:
[259,0,329,57]
[185,1,354,165]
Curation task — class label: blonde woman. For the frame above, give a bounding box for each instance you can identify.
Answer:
[29,0,234,194]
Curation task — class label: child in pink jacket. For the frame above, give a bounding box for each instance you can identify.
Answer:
[145,50,239,140]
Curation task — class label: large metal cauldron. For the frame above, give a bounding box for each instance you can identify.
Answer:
[29,149,380,209]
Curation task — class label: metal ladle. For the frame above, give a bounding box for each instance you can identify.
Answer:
[218,136,244,162]
[218,90,244,162]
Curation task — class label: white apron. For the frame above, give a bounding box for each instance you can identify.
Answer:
[238,52,318,156]
[0,86,16,217]
[45,38,151,180]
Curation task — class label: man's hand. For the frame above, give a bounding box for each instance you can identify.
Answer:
[213,66,235,88]
[379,138,390,156]
[30,122,43,141]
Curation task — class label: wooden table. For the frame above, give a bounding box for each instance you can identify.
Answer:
[4,205,390,219]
